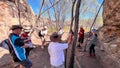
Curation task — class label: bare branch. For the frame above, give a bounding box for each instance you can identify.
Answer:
[90,0,104,31]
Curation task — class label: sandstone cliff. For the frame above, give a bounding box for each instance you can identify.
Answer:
[98,0,120,68]
[0,0,35,41]
[0,0,55,45]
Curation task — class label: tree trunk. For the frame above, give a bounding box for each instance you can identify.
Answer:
[66,0,81,68]
[90,0,104,31]
[70,0,76,31]
[35,0,45,26]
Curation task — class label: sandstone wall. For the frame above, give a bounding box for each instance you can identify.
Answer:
[0,0,35,40]
[98,0,120,68]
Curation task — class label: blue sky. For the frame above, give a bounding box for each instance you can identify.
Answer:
[27,0,103,20]
[27,0,41,14]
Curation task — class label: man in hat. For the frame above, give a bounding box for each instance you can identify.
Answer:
[48,32,72,68]
[21,29,33,48]
[20,29,33,57]
[38,26,48,48]
[8,25,32,68]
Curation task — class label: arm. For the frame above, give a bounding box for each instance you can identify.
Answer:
[89,35,96,41]
[14,38,24,47]
[14,38,29,48]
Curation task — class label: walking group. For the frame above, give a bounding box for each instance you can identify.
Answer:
[0,24,98,68]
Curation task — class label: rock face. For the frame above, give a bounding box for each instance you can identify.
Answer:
[99,0,120,42]
[98,0,120,68]
[0,0,35,40]
[0,0,53,45]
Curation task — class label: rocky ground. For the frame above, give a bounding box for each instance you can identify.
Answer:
[0,45,105,68]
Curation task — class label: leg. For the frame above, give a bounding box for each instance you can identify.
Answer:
[40,36,45,48]
[77,38,82,48]
[19,59,32,68]
[89,45,92,56]
[90,44,95,56]
[92,44,96,56]
[79,38,84,48]
[42,37,45,45]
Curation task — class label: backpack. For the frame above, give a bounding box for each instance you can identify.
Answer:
[38,30,43,37]
[0,39,9,50]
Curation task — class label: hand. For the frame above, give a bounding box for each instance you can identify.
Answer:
[87,38,90,40]
[22,44,29,48]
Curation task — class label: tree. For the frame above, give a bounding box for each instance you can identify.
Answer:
[49,0,72,30]
[35,0,45,27]
[66,0,81,68]
[90,0,104,31]
[70,0,76,31]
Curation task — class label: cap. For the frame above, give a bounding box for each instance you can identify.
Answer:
[10,25,23,30]
[44,26,47,28]
[92,29,96,32]
[23,29,31,32]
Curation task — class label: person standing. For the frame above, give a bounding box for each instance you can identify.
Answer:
[78,26,84,48]
[58,28,64,37]
[88,29,98,57]
[8,25,32,68]
[38,26,48,48]
[48,32,72,68]
[20,29,33,57]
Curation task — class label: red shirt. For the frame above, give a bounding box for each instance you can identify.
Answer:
[21,32,31,43]
[78,28,84,38]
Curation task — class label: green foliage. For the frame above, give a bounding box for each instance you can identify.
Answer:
[63,26,70,32]
[48,26,57,34]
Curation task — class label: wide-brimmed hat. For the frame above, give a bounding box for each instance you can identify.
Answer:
[44,26,47,29]
[10,25,23,30]
[50,32,61,42]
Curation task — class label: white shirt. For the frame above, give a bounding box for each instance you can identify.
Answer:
[48,42,68,66]
[58,29,64,35]
[41,29,48,35]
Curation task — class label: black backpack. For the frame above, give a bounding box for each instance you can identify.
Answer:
[38,30,43,37]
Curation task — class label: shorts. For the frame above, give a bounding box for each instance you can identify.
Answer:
[40,36,45,42]
[78,38,84,43]
[19,59,32,68]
